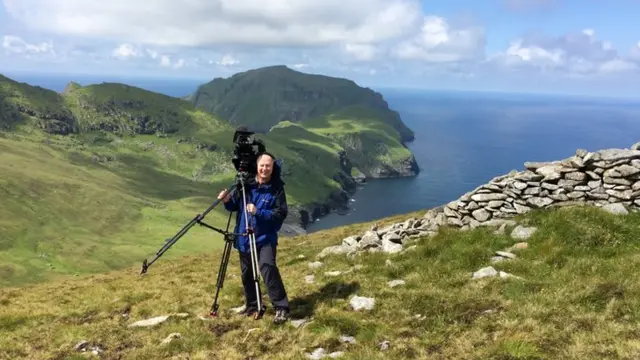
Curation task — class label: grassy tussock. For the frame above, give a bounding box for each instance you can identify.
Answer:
[2,206,640,359]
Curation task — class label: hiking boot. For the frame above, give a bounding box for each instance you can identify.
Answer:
[273,307,290,325]
[237,306,258,317]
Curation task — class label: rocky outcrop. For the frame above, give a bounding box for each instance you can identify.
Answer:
[5,103,78,134]
[318,143,640,255]
[368,153,419,178]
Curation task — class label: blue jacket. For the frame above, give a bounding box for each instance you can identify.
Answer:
[223,163,288,253]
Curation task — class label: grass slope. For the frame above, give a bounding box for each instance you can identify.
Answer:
[2,205,640,359]
[0,77,359,287]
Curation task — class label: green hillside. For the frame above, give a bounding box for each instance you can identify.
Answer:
[2,205,640,359]
[301,105,419,178]
[188,65,415,142]
[0,74,77,134]
[0,72,404,287]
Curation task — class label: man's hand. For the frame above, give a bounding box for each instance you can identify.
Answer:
[217,190,231,203]
[246,203,257,215]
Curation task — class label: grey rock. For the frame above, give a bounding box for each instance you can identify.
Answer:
[381,238,403,254]
[523,187,541,195]
[511,225,537,240]
[350,295,375,311]
[317,245,352,259]
[549,193,569,201]
[339,335,357,344]
[358,231,380,249]
[606,189,633,200]
[472,208,492,222]
[605,164,640,178]
[472,266,498,279]
[512,181,528,190]
[598,149,640,162]
[379,340,391,351]
[601,203,629,215]
[514,203,531,214]
[342,235,360,247]
[567,191,586,199]
[387,279,406,288]
[576,148,588,157]
[565,172,587,181]
[526,197,554,208]
[496,251,517,259]
[588,180,602,189]
[128,315,170,328]
[161,333,181,345]
[382,232,403,244]
[471,193,509,202]
[586,171,601,180]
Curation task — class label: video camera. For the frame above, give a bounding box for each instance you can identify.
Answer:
[232,126,266,178]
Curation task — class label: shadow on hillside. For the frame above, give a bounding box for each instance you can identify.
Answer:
[289,280,360,318]
[68,151,228,203]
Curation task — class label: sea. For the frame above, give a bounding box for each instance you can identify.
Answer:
[7,72,640,233]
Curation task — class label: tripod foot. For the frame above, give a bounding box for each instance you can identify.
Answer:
[209,310,218,317]
[253,306,267,320]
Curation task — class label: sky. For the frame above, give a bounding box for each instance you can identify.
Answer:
[1,0,640,98]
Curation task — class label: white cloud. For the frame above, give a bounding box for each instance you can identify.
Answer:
[599,59,638,73]
[217,54,239,67]
[342,43,378,61]
[488,28,636,76]
[3,0,423,47]
[2,35,54,55]
[112,43,140,59]
[392,16,485,62]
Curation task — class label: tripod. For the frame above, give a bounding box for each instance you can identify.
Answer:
[139,171,267,320]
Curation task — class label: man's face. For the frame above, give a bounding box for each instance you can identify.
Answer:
[257,155,274,181]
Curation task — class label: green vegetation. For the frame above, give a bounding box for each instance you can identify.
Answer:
[1,70,410,287]
[2,205,640,359]
[188,65,415,142]
[0,74,77,134]
[301,105,418,177]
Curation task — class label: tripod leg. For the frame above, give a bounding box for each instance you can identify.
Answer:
[209,211,235,317]
[249,232,266,320]
[209,238,233,317]
[238,177,266,320]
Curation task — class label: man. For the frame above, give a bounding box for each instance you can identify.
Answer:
[217,152,290,324]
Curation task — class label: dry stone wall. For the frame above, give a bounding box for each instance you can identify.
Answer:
[319,143,640,257]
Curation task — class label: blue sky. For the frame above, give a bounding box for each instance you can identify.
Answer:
[1,0,640,97]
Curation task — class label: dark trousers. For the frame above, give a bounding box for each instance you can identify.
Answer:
[239,243,289,310]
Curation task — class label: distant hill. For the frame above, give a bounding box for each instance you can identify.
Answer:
[187,65,415,142]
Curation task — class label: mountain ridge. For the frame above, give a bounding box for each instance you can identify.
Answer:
[188,65,415,142]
